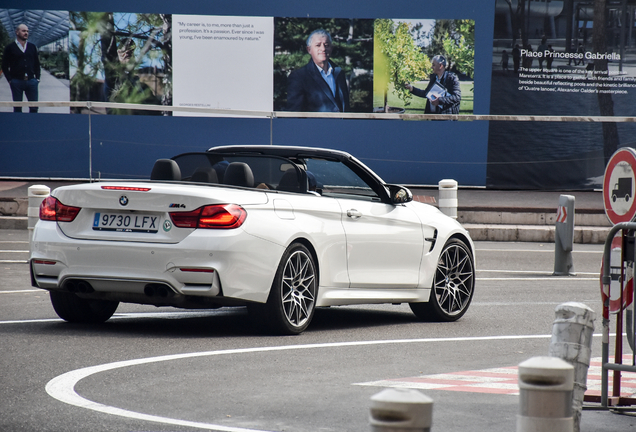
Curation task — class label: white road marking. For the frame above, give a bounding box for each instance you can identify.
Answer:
[476,248,602,254]
[45,333,615,431]
[0,318,62,324]
[0,260,28,263]
[478,269,598,275]
[0,289,42,294]
[471,301,598,306]
[477,277,597,281]
[0,250,28,253]
[0,311,235,325]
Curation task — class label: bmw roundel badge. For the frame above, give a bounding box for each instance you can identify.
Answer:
[119,195,129,206]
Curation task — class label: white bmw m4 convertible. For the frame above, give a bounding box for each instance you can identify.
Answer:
[30,145,475,334]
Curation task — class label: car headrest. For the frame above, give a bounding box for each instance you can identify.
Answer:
[191,167,219,183]
[212,160,230,183]
[277,169,300,192]
[224,162,254,188]
[150,159,181,181]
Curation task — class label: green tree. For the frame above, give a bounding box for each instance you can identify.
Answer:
[442,19,475,79]
[70,12,172,114]
[374,19,430,108]
[424,20,452,60]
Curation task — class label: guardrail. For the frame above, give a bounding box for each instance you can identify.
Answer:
[4,100,636,122]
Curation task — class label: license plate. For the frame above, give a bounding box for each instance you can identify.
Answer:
[93,213,160,233]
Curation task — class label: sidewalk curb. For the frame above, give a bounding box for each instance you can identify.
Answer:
[0,216,27,230]
[463,224,611,244]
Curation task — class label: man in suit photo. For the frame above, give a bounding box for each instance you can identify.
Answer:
[2,23,41,113]
[285,29,350,113]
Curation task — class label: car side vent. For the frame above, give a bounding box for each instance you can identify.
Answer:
[425,229,438,252]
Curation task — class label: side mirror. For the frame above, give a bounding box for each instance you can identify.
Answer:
[388,185,413,204]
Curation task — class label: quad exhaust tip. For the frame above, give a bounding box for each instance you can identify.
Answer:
[63,280,172,297]
[64,280,94,294]
[144,283,171,298]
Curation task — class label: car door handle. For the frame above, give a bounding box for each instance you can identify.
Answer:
[347,209,362,219]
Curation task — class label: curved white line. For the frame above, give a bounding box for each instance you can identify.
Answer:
[0,311,235,325]
[46,334,558,431]
[0,289,42,294]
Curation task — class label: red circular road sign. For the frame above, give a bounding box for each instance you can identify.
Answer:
[604,147,636,225]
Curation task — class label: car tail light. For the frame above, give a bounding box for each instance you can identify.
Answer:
[39,196,81,222]
[170,204,247,229]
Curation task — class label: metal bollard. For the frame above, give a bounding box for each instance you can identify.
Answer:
[548,302,595,432]
[554,194,576,276]
[438,179,458,219]
[369,388,433,431]
[517,356,574,432]
[28,185,50,244]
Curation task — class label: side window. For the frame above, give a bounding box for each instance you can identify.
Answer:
[306,159,380,201]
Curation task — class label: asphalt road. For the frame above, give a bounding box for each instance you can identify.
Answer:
[1,229,635,432]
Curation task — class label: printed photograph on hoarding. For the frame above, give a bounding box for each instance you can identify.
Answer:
[69,12,172,115]
[274,18,374,113]
[0,9,70,114]
[373,18,474,115]
[488,0,636,189]
[172,15,273,117]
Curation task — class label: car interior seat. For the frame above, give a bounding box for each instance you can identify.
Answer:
[150,159,181,181]
[277,168,300,192]
[224,162,254,188]
[191,166,219,183]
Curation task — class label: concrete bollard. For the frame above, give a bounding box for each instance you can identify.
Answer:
[517,356,574,432]
[369,388,433,431]
[438,179,458,219]
[548,302,595,432]
[28,185,50,244]
[554,194,576,276]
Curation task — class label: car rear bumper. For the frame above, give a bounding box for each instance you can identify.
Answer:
[30,221,284,304]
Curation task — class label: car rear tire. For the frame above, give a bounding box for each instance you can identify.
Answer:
[250,243,317,335]
[410,238,475,322]
[50,291,119,323]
